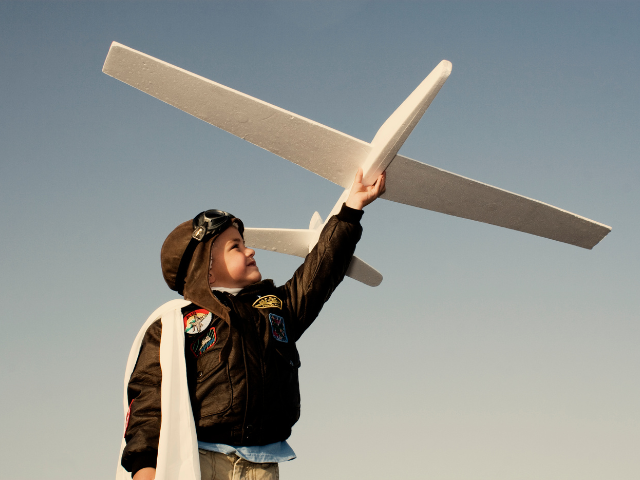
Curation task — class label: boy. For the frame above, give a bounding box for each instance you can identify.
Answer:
[118,169,385,480]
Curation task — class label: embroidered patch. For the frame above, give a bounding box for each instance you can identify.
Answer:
[184,309,212,335]
[269,313,288,343]
[252,295,283,309]
[191,327,217,357]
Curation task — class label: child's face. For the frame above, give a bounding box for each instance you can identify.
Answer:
[208,225,262,288]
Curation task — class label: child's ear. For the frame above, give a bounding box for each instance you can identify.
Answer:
[208,269,216,286]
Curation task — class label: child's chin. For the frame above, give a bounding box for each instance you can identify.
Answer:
[250,272,262,283]
[242,272,262,286]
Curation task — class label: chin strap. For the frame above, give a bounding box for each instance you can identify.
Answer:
[175,238,201,296]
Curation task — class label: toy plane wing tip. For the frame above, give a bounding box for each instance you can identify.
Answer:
[439,59,453,74]
[103,41,124,74]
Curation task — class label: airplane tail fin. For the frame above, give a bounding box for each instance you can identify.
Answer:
[309,211,323,230]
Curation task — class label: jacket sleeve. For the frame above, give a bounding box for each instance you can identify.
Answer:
[278,203,363,341]
[121,319,162,475]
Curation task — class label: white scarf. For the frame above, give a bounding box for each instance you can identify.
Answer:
[116,299,200,480]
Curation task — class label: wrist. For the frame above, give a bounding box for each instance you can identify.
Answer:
[338,203,364,223]
[345,199,363,210]
[130,453,157,478]
[133,467,156,480]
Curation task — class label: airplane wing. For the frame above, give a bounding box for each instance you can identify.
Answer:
[244,227,382,286]
[382,154,611,249]
[103,42,611,250]
[103,42,367,189]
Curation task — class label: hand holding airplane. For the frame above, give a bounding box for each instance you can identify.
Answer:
[346,169,387,211]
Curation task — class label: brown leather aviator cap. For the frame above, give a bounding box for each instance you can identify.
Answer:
[160,213,243,321]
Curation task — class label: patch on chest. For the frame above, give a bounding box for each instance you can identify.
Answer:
[252,295,283,310]
[190,327,217,357]
[269,313,288,343]
[184,309,213,335]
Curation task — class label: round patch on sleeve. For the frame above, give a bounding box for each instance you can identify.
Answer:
[184,309,213,335]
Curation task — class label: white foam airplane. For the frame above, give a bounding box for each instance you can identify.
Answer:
[103,42,611,287]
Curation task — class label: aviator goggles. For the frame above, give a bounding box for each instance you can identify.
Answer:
[174,209,243,295]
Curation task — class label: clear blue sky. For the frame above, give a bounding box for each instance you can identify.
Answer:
[1,2,638,479]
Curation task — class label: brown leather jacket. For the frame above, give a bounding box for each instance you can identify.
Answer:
[121,205,363,474]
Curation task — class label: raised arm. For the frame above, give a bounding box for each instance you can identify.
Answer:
[278,170,385,340]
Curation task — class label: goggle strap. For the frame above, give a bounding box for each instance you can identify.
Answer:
[174,211,240,295]
[175,237,200,295]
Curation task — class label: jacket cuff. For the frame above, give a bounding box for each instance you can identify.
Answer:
[130,452,157,477]
[337,203,364,224]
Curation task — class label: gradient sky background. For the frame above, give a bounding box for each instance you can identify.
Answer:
[1,2,638,479]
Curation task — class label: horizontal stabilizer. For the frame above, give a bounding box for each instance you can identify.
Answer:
[244,227,382,286]
[346,256,383,287]
[102,42,367,188]
[244,228,312,258]
[382,154,611,249]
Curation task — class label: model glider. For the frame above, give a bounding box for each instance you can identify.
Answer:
[102,42,611,287]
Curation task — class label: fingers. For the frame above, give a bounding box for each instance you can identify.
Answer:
[371,171,386,197]
[354,167,364,185]
[348,169,385,209]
